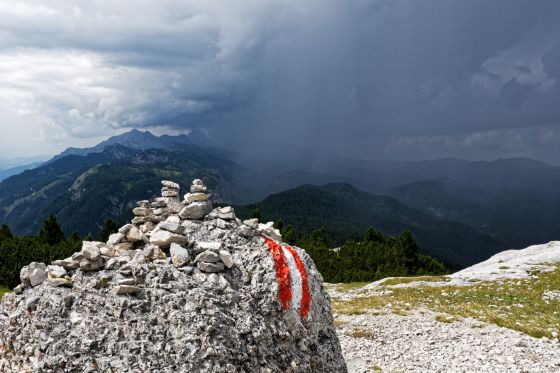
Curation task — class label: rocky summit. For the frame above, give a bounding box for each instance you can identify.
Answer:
[0,179,346,373]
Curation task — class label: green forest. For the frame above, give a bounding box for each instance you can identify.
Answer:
[0,213,445,292]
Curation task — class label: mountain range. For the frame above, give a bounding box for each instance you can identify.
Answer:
[1,129,559,268]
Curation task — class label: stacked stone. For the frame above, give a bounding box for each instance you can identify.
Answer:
[179,179,213,219]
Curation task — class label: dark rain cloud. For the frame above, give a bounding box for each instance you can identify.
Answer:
[0,0,560,161]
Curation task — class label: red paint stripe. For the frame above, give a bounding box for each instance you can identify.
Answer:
[266,239,292,310]
[285,245,311,318]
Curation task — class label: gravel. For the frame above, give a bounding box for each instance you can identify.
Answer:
[336,309,560,373]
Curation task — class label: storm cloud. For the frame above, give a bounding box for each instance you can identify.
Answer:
[1,0,559,162]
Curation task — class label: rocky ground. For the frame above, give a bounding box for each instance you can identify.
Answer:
[329,241,560,372]
[334,308,560,373]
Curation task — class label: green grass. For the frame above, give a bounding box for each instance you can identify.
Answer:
[333,265,560,338]
[0,286,10,300]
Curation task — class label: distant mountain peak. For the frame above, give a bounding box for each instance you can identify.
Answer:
[47,128,200,164]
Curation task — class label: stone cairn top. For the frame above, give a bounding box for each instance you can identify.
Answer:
[1,179,346,372]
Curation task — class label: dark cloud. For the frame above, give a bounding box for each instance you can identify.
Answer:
[0,0,559,162]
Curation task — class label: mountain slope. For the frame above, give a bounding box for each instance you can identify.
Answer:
[0,162,43,182]
[237,183,505,267]
[0,144,253,236]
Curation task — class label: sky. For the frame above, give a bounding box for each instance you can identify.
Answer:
[0,0,560,163]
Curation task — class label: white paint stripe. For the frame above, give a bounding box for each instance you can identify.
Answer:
[282,246,302,312]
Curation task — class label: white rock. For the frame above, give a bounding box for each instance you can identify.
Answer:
[125,226,143,242]
[243,219,259,229]
[179,201,212,220]
[184,192,210,203]
[194,250,220,263]
[46,265,66,278]
[150,229,188,247]
[161,180,180,189]
[80,257,104,271]
[100,245,116,257]
[197,261,224,273]
[112,285,140,295]
[132,207,152,216]
[170,243,190,268]
[82,241,102,261]
[166,215,181,224]
[157,221,184,234]
[162,190,179,198]
[196,241,222,252]
[29,268,48,287]
[46,277,73,287]
[108,233,125,245]
[219,250,234,268]
[118,224,133,233]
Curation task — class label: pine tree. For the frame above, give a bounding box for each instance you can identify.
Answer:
[37,215,65,245]
[99,219,118,242]
[0,224,12,241]
[251,208,262,222]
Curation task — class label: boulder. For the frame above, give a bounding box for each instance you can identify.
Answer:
[125,226,143,242]
[184,192,210,203]
[0,179,346,372]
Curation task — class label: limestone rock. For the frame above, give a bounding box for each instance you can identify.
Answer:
[184,192,210,203]
[0,178,346,372]
[194,250,220,263]
[196,261,224,273]
[29,268,48,287]
[150,229,188,247]
[219,250,234,268]
[46,265,66,278]
[161,180,180,189]
[82,241,102,260]
[179,200,212,220]
[170,243,190,268]
[125,226,143,242]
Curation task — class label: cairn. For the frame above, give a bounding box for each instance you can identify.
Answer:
[1,179,347,372]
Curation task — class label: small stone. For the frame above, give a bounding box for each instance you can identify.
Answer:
[194,250,220,263]
[80,257,104,271]
[150,229,188,247]
[46,265,66,278]
[112,285,140,295]
[184,192,210,203]
[197,261,225,273]
[100,245,116,257]
[196,241,222,252]
[179,201,212,220]
[178,266,194,274]
[125,226,143,242]
[117,278,137,286]
[82,241,102,261]
[29,268,48,287]
[158,221,184,234]
[162,190,179,198]
[46,277,74,287]
[170,243,190,268]
[132,207,152,216]
[161,180,180,189]
[136,200,150,207]
[190,179,208,193]
[219,250,234,268]
[243,218,259,229]
[139,222,154,233]
[118,224,134,233]
[108,232,125,245]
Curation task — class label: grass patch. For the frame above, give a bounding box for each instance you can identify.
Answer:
[333,265,560,339]
[0,286,10,300]
[381,276,450,286]
[347,328,375,339]
[435,314,462,323]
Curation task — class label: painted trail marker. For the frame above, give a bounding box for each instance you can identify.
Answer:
[265,238,311,318]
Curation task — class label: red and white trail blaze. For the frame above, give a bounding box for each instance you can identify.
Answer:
[265,238,311,318]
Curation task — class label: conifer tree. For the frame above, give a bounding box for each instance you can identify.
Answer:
[0,224,12,241]
[99,219,118,242]
[37,215,65,245]
[251,208,262,222]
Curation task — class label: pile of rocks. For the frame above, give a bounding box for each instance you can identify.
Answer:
[0,179,346,372]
